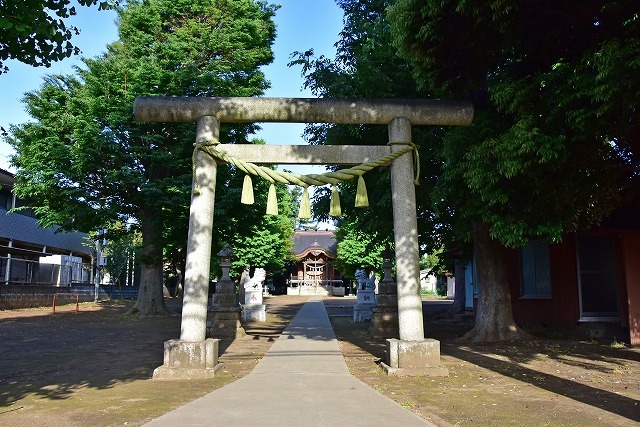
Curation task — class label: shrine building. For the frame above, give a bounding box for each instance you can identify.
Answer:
[287,230,345,296]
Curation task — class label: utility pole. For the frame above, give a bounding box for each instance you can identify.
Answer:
[94,227,107,303]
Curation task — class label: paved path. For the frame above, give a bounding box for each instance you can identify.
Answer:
[145,297,434,427]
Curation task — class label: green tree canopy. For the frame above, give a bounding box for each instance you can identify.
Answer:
[334,220,387,280]
[389,0,640,246]
[388,0,640,341]
[6,0,278,314]
[291,0,640,342]
[230,219,294,277]
[290,0,449,274]
[212,151,297,279]
[0,0,114,74]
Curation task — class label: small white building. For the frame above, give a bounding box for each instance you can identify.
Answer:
[419,270,437,293]
[420,270,456,297]
[39,255,88,285]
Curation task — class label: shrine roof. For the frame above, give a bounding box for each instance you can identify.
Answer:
[293,231,336,258]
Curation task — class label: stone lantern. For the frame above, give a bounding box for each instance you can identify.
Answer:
[369,246,399,338]
[219,245,234,276]
[206,245,245,339]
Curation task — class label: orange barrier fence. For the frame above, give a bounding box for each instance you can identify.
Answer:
[52,293,79,314]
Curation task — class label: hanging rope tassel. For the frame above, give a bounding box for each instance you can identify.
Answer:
[298,186,311,219]
[241,175,254,205]
[355,175,369,208]
[193,140,419,216]
[330,184,341,217]
[266,183,278,215]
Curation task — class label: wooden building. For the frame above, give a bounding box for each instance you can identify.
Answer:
[464,204,640,346]
[288,230,344,295]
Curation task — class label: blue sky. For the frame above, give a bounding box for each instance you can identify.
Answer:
[0,0,343,172]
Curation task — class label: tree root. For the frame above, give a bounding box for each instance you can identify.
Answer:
[457,324,535,343]
[124,304,174,317]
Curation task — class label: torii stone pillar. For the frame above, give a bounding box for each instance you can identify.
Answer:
[383,117,448,376]
[152,116,222,379]
[389,117,423,341]
[181,115,220,342]
[134,97,473,379]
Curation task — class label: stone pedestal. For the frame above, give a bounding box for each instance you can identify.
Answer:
[353,289,376,322]
[153,338,222,380]
[369,303,399,338]
[206,248,245,339]
[245,289,262,305]
[369,256,399,338]
[241,289,266,321]
[242,304,267,321]
[207,306,245,339]
[381,338,449,376]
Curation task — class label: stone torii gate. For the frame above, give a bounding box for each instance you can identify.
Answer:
[133,97,473,378]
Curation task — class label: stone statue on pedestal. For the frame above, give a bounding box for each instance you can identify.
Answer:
[355,269,376,290]
[353,268,377,322]
[242,267,267,321]
[243,268,266,291]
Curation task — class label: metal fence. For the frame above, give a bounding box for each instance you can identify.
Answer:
[0,256,90,285]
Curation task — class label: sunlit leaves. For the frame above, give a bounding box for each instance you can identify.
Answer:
[6,0,278,272]
[391,0,640,246]
[334,221,387,279]
[0,0,115,74]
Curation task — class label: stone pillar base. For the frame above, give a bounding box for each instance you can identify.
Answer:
[241,304,266,321]
[381,338,449,376]
[369,307,399,338]
[153,339,222,380]
[207,306,246,339]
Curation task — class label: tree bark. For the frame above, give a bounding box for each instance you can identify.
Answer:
[459,222,531,342]
[126,213,171,316]
[452,259,466,315]
[434,259,466,319]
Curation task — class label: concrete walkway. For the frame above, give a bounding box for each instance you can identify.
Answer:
[145,297,434,426]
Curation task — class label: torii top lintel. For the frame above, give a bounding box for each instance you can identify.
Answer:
[133,96,473,126]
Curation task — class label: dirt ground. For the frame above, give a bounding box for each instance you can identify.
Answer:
[0,296,638,427]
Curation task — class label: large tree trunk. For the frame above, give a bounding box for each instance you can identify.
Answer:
[126,213,171,316]
[434,258,466,319]
[452,259,466,315]
[459,222,531,342]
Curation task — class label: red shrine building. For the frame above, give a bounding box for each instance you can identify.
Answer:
[288,230,344,296]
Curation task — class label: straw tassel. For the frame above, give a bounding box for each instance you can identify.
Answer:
[241,175,254,205]
[355,175,369,208]
[298,186,311,219]
[330,184,341,217]
[266,183,278,215]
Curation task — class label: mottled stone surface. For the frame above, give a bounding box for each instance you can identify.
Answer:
[134,96,473,126]
[242,304,266,322]
[153,338,222,380]
[207,306,245,339]
[389,118,425,341]
[382,338,449,377]
[180,116,220,342]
